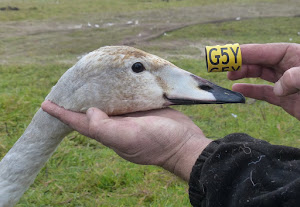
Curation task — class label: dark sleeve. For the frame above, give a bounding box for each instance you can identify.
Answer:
[188,133,300,207]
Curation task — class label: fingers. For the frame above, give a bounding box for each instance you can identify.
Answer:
[274,67,300,96]
[240,43,291,65]
[232,83,281,106]
[42,100,136,148]
[228,43,296,82]
[124,108,190,126]
[85,108,121,145]
[41,101,120,146]
[41,101,204,152]
[124,108,181,119]
[41,100,90,136]
[124,108,203,134]
[227,65,279,83]
[233,83,300,120]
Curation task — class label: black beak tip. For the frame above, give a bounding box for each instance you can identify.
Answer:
[232,91,246,104]
[213,90,246,104]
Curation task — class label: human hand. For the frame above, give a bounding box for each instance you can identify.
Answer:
[41,101,211,181]
[227,43,300,120]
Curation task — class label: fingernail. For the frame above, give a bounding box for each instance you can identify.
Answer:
[274,81,283,96]
[87,108,95,117]
[231,83,240,91]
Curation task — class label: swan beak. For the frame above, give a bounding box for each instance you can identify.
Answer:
[164,74,245,105]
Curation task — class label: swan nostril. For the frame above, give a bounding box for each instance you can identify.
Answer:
[199,85,213,91]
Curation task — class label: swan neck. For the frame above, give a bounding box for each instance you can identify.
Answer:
[0,109,72,206]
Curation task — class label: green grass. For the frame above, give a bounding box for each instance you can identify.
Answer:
[145,16,300,59]
[0,0,221,21]
[1,0,300,206]
[161,17,300,44]
[0,0,278,21]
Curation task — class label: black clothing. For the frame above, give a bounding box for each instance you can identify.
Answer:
[189,133,300,207]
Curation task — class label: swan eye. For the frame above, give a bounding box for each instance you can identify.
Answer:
[131,62,145,73]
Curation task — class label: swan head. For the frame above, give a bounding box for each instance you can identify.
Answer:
[46,46,244,115]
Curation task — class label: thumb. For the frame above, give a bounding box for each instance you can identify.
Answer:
[86,107,111,141]
[274,66,300,96]
[85,108,130,148]
[86,107,109,122]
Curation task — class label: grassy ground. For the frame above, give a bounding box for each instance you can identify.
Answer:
[0,0,280,21]
[1,0,300,206]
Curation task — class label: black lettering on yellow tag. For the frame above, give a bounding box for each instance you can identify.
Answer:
[230,47,239,64]
[206,43,242,72]
[209,48,219,65]
[231,66,240,71]
[221,48,229,64]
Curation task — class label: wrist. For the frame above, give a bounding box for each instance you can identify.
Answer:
[162,134,212,181]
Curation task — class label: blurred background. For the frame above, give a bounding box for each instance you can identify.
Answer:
[0,0,299,206]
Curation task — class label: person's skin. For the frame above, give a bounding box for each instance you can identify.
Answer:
[228,43,300,120]
[41,103,211,181]
[42,43,300,182]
